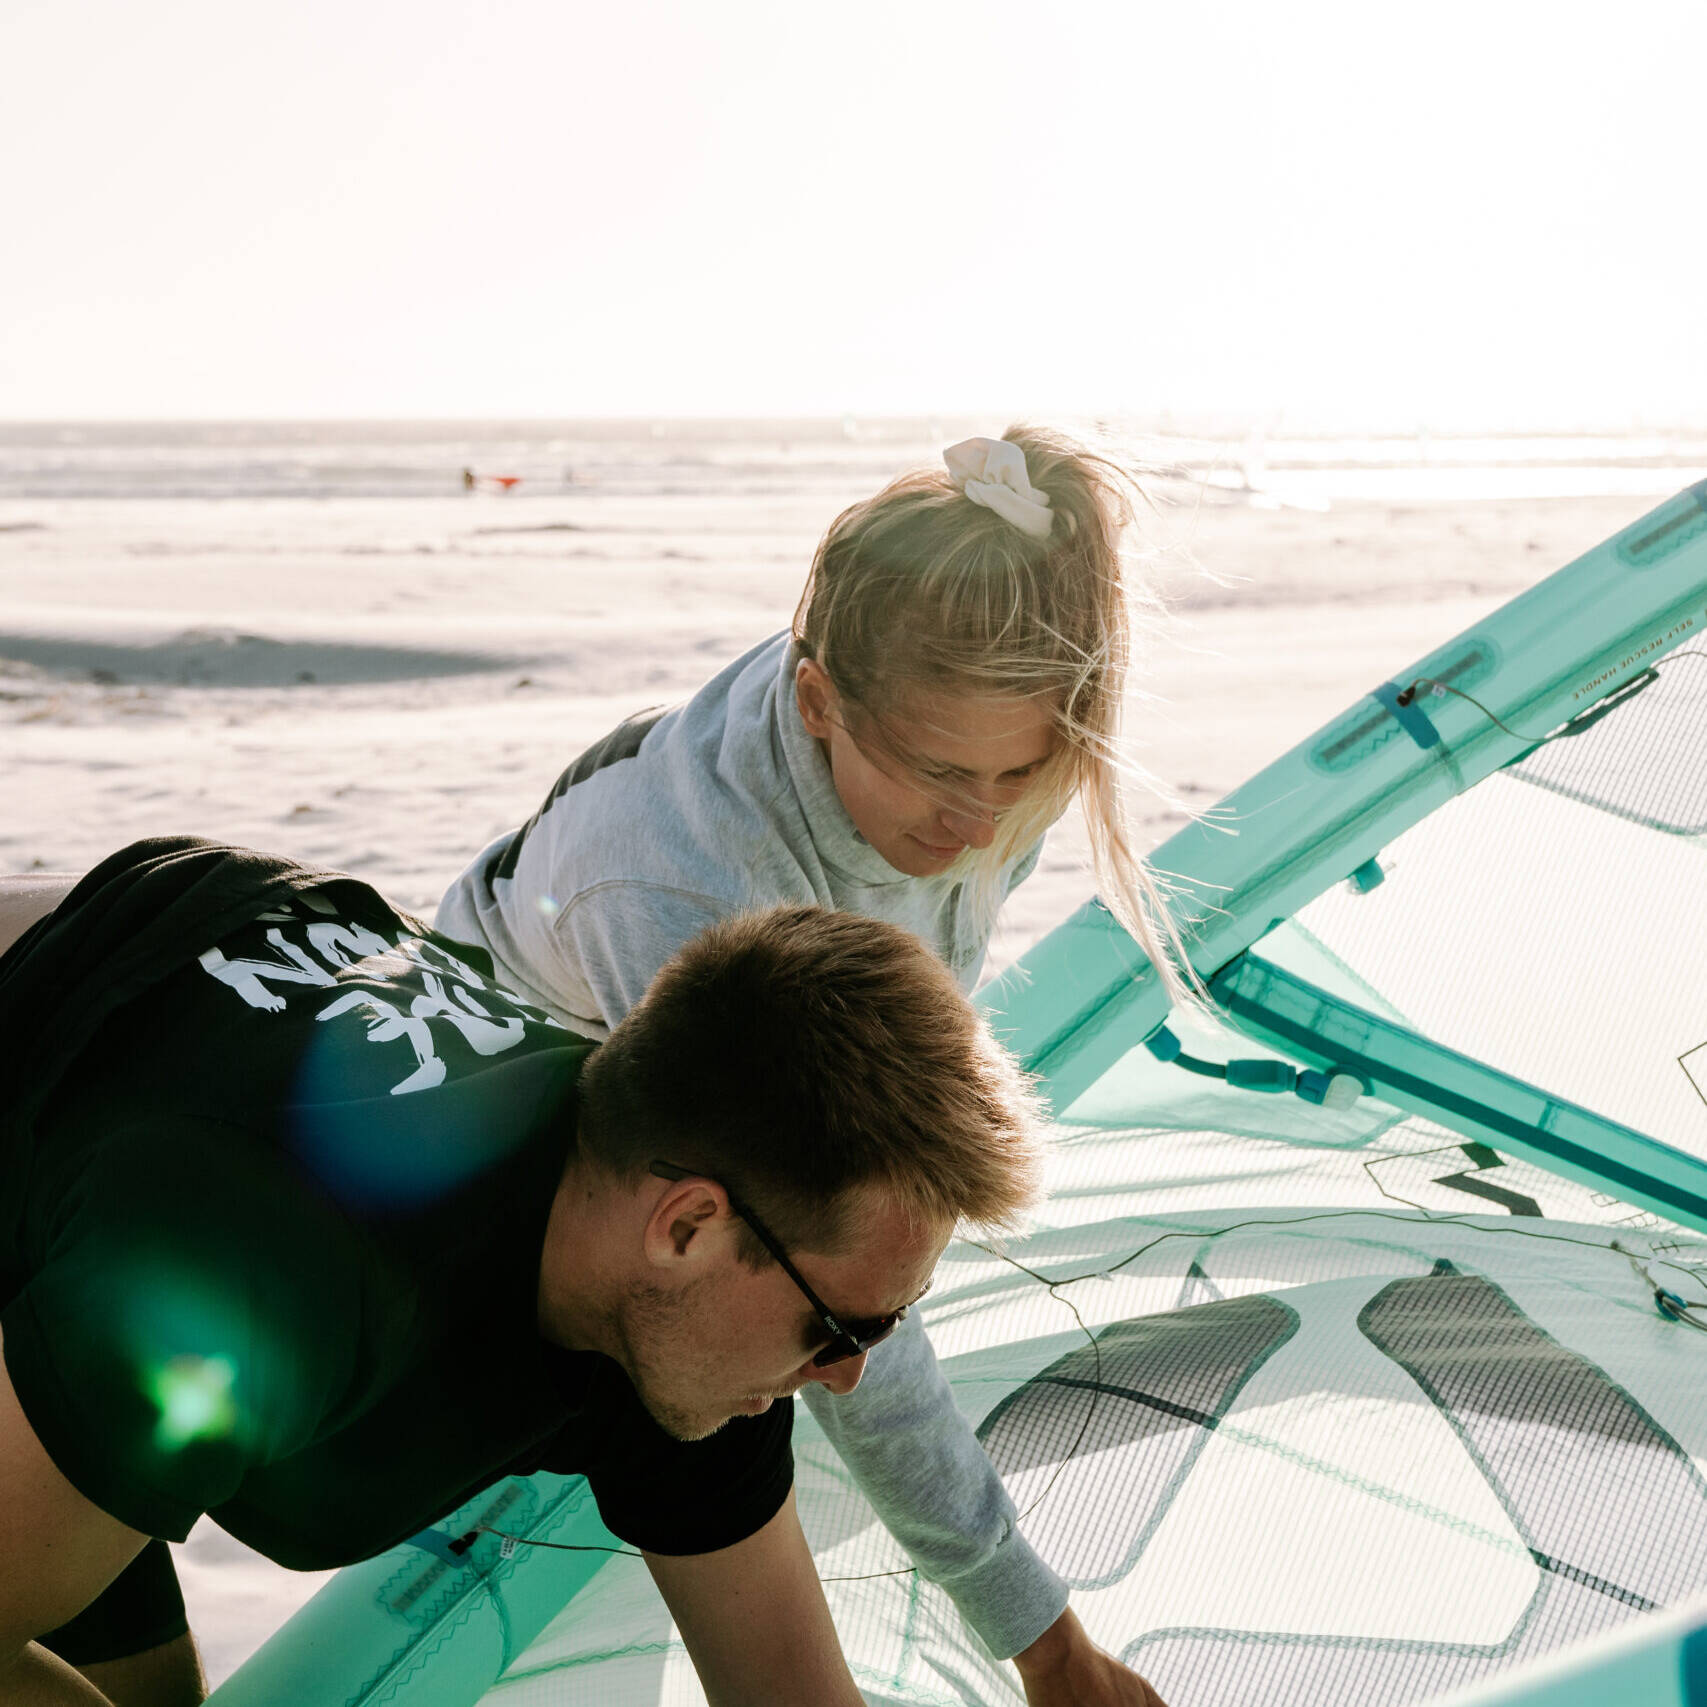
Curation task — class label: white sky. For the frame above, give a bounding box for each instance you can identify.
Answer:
[2,0,1704,426]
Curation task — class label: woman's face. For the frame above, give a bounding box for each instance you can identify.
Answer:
[795,659,1060,878]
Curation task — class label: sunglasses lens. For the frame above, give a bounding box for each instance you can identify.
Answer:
[811,1313,901,1368]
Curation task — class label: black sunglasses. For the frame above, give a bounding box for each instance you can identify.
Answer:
[649,1160,922,1367]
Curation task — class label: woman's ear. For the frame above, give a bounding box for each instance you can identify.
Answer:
[794,657,839,741]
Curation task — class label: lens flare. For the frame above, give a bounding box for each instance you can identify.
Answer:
[146,1354,239,1451]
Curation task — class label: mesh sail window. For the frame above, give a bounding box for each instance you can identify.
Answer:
[453,1189,1707,1707]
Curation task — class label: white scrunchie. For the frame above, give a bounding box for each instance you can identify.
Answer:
[943,437,1054,541]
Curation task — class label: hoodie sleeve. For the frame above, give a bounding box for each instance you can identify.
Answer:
[554,880,731,1029]
[798,1313,1068,1660]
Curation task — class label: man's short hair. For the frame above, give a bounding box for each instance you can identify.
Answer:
[575,906,1044,1257]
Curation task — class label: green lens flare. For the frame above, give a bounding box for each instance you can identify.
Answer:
[147,1354,239,1450]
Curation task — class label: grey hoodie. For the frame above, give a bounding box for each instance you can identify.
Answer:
[437,631,1064,1659]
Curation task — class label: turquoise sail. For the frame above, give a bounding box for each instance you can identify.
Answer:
[209,483,1707,1707]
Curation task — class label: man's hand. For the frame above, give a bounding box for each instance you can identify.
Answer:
[1013,1607,1168,1707]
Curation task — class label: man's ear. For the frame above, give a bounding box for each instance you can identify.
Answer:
[641,1177,733,1272]
[794,657,840,742]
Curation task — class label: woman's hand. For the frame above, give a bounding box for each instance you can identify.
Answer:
[1012,1607,1168,1707]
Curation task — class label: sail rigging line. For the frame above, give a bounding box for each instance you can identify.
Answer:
[452,1212,1706,1589]
[1397,645,1705,751]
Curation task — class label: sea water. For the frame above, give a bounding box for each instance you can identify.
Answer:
[1,418,1703,503]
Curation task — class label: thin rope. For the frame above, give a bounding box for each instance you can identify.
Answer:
[462,1206,1705,1584]
[1397,646,1705,747]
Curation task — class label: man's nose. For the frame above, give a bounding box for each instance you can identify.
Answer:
[806,1350,868,1396]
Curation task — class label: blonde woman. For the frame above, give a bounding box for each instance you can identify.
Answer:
[438,427,1181,1707]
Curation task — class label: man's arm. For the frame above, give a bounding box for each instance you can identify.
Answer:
[0,875,78,961]
[0,1329,155,1704]
[644,1488,863,1707]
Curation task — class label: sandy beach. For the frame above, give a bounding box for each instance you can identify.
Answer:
[0,421,1695,1684]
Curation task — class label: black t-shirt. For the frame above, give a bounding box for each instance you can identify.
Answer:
[0,841,791,1569]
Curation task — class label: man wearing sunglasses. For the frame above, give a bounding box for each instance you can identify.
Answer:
[1,841,1169,1707]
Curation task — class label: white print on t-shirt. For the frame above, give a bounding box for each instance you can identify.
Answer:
[404,971,526,1057]
[199,914,565,1096]
[199,930,336,1012]
[314,990,450,1095]
[305,919,395,968]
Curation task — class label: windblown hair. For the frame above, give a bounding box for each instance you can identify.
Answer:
[793,423,1196,1006]
[575,906,1045,1262]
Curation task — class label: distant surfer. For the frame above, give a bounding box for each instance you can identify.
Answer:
[461,466,476,491]
[461,470,523,493]
[0,840,1058,1707]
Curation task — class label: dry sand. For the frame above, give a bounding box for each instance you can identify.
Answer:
[0,479,1661,1683]
[1,488,1646,931]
